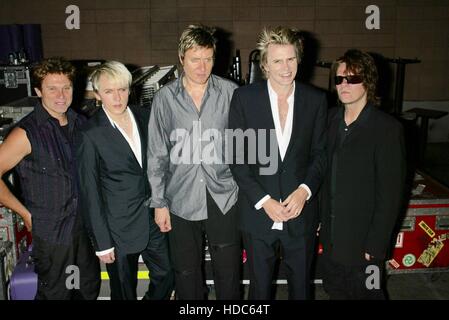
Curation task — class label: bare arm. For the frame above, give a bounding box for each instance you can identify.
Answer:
[0,127,32,231]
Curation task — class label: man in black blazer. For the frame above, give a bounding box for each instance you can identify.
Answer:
[319,49,406,299]
[229,27,327,300]
[75,61,173,300]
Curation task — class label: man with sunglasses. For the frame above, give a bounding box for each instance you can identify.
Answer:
[319,49,406,299]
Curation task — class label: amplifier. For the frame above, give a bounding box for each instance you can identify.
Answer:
[131,65,178,108]
[0,96,36,139]
[0,65,35,105]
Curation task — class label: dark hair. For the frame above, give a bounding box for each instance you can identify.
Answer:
[32,57,76,90]
[178,24,217,59]
[331,49,379,105]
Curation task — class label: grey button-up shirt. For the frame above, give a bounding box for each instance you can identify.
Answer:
[147,74,239,221]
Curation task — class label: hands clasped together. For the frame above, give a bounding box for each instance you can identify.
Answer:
[262,187,309,223]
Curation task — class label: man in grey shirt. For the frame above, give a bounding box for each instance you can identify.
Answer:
[147,24,240,300]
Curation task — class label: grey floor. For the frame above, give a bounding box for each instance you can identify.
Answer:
[98,270,449,300]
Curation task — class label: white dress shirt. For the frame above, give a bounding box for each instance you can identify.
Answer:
[254,80,311,230]
[96,106,142,256]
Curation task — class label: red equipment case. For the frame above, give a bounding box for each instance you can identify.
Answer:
[388,172,449,273]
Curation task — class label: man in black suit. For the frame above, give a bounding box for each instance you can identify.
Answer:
[75,61,173,300]
[229,27,327,300]
[319,49,406,299]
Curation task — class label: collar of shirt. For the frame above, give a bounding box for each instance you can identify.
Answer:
[337,102,373,133]
[34,100,78,133]
[102,106,142,168]
[173,73,223,99]
[267,79,295,161]
[337,103,374,127]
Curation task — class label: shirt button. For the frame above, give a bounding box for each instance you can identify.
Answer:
[344,128,348,131]
[200,179,204,182]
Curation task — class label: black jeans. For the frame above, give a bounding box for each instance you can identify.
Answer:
[322,253,386,300]
[168,191,241,300]
[33,231,101,300]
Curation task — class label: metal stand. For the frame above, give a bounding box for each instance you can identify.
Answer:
[387,58,420,115]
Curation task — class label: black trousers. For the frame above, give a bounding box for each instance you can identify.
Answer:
[33,230,101,300]
[322,253,386,300]
[243,231,309,300]
[168,191,241,300]
[106,212,174,300]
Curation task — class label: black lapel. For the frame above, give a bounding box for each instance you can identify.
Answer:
[94,107,111,128]
[97,108,142,171]
[129,105,147,171]
[283,82,303,162]
[260,81,282,166]
[328,108,342,158]
[260,81,276,130]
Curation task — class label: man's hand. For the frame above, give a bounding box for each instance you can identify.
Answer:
[98,250,115,264]
[22,212,32,232]
[155,207,171,232]
[282,186,308,220]
[262,199,288,223]
[365,252,374,261]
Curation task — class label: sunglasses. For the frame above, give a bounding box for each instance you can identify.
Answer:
[334,75,363,85]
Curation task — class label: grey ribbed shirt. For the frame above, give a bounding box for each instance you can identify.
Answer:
[147,74,238,221]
